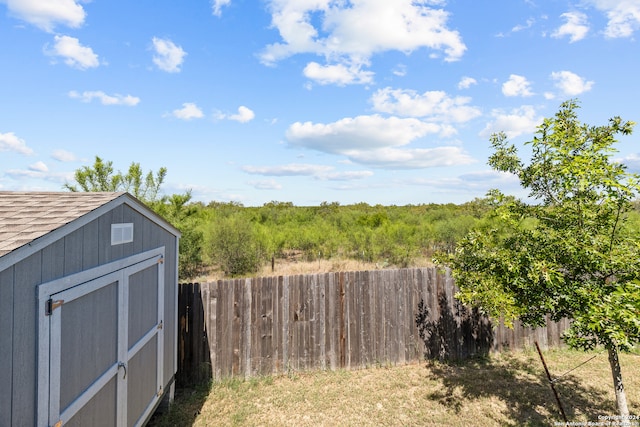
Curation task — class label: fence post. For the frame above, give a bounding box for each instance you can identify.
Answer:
[339,272,346,368]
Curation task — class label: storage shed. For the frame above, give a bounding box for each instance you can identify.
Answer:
[0,191,181,427]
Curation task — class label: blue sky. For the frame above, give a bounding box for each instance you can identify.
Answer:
[1,0,639,206]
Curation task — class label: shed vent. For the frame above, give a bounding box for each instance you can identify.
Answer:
[111,223,134,245]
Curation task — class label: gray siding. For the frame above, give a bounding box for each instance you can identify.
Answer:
[65,226,86,276]
[123,205,144,255]
[128,265,158,349]
[0,200,179,427]
[42,239,65,283]
[127,336,159,426]
[80,218,99,272]
[66,378,117,427]
[0,267,14,427]
[160,229,178,384]
[13,253,41,426]
[99,205,123,264]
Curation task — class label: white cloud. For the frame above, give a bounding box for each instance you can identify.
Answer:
[243,163,374,181]
[587,0,640,38]
[46,35,99,70]
[287,115,442,154]
[216,106,256,123]
[212,0,231,16]
[511,18,535,33]
[552,11,590,42]
[5,159,72,183]
[322,170,374,181]
[370,87,481,124]
[619,153,640,172]
[303,62,374,86]
[228,106,255,123]
[457,76,477,90]
[550,70,594,95]
[459,170,519,187]
[5,168,71,183]
[260,0,466,86]
[152,37,186,73]
[2,0,86,32]
[170,103,204,120]
[243,163,334,176]
[480,105,543,139]
[345,146,475,169]
[247,179,283,190]
[0,132,34,155]
[407,170,519,192]
[392,64,407,77]
[285,114,474,169]
[5,169,44,179]
[502,74,534,97]
[68,90,140,106]
[51,149,77,162]
[29,161,48,172]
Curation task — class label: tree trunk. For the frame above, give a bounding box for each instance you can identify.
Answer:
[608,346,629,417]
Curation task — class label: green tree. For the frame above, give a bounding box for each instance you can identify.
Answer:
[436,100,640,416]
[120,161,167,203]
[65,156,167,204]
[65,156,204,281]
[153,192,205,280]
[64,156,121,192]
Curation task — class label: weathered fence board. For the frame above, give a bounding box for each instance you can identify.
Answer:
[177,268,570,384]
[177,283,211,386]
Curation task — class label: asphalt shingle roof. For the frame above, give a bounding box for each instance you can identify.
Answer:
[0,191,123,257]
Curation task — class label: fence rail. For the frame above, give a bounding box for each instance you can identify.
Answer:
[177,268,569,385]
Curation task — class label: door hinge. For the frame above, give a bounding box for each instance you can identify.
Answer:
[45,299,64,316]
[53,420,63,427]
[157,386,163,397]
[158,256,164,264]
[157,320,164,330]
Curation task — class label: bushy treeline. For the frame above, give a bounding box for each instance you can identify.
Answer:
[174,198,497,280]
[62,156,497,280]
[64,156,640,282]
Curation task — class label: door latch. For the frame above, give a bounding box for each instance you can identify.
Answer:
[117,362,127,379]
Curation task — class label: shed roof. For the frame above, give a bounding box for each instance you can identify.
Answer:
[0,191,125,257]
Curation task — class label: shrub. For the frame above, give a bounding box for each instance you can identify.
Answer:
[207,216,266,276]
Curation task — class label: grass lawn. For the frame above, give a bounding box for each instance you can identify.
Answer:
[150,347,639,426]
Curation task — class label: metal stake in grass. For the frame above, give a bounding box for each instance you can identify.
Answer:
[535,341,567,423]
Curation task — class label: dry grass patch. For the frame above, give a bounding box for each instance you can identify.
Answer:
[198,257,435,282]
[151,347,639,426]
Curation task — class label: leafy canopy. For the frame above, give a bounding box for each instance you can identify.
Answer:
[437,100,640,352]
[64,156,206,280]
[64,156,167,204]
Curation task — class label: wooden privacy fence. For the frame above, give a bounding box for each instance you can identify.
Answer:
[177,268,570,385]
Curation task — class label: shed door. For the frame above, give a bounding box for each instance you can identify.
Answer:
[37,248,165,427]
